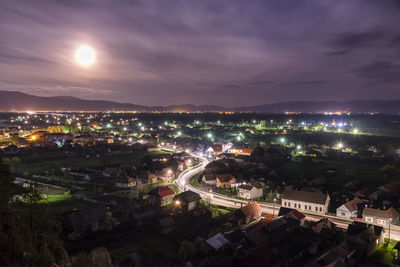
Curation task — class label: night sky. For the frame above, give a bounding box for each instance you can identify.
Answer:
[1,0,400,107]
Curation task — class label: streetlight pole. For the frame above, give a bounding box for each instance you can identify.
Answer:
[273,198,277,217]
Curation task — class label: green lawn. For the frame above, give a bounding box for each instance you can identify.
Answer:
[369,240,398,266]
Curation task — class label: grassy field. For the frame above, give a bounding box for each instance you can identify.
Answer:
[369,240,398,266]
[277,159,388,188]
[4,150,169,176]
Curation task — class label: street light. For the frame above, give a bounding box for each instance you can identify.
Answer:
[280,137,285,144]
[207,133,213,139]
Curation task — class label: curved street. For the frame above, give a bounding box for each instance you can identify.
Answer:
[176,152,400,240]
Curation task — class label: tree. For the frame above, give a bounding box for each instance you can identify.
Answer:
[380,165,399,183]
[177,241,196,261]
[0,163,69,266]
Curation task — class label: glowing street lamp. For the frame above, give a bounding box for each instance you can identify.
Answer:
[353,128,359,134]
[177,131,182,137]
[337,142,344,149]
[297,145,302,150]
[280,137,286,144]
[175,200,181,206]
[207,133,213,139]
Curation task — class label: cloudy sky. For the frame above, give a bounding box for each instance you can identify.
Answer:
[0,0,400,107]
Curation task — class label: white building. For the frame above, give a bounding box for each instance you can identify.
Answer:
[336,198,365,219]
[281,190,330,215]
[237,182,263,199]
[363,207,400,226]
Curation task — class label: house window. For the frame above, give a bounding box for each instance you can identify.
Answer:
[284,202,287,206]
[315,207,318,211]
[288,202,291,207]
[377,219,386,225]
[341,212,346,216]
[365,217,373,223]
[319,207,322,212]
[309,205,311,210]
[298,204,301,209]
[294,203,297,208]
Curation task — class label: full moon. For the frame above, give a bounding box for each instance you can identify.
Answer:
[75,45,96,66]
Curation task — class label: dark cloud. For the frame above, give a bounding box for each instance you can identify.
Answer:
[246,81,276,85]
[327,31,385,55]
[354,61,400,83]
[288,80,328,85]
[0,0,400,106]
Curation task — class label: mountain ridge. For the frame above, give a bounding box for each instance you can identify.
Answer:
[0,90,399,113]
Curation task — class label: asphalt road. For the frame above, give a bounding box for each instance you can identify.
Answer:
[175,152,400,240]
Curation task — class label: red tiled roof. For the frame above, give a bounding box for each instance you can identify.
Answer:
[156,186,175,197]
[291,209,306,220]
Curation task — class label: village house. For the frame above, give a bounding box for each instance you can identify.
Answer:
[149,186,175,206]
[173,190,201,212]
[227,147,253,156]
[202,173,217,186]
[278,207,306,226]
[115,173,136,188]
[62,206,110,240]
[363,207,400,226]
[281,190,330,214]
[336,198,366,219]
[232,201,262,225]
[237,181,264,199]
[216,174,237,188]
[378,180,400,194]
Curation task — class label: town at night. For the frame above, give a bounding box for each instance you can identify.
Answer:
[1,1,400,266]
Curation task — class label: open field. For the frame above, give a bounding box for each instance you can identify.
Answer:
[277,158,392,188]
[2,150,169,175]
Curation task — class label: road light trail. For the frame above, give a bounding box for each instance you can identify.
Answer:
[173,150,400,240]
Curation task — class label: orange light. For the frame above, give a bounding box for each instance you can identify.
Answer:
[175,200,181,206]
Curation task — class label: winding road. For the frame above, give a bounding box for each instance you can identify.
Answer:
[175,151,400,240]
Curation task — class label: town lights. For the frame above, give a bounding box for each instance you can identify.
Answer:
[167,169,172,175]
[280,137,285,144]
[123,127,127,131]
[297,145,301,150]
[185,149,190,153]
[236,136,241,141]
[177,131,182,136]
[353,128,359,134]
[337,142,344,149]
[207,133,212,138]
[175,200,181,206]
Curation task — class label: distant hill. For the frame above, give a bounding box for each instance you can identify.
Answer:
[235,100,400,113]
[0,90,399,113]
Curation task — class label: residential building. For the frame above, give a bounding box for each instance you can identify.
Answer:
[173,190,201,212]
[336,198,365,219]
[278,207,306,226]
[232,202,262,225]
[149,186,175,206]
[363,207,400,226]
[216,174,236,188]
[115,173,136,188]
[202,173,216,186]
[281,190,330,214]
[237,181,263,199]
